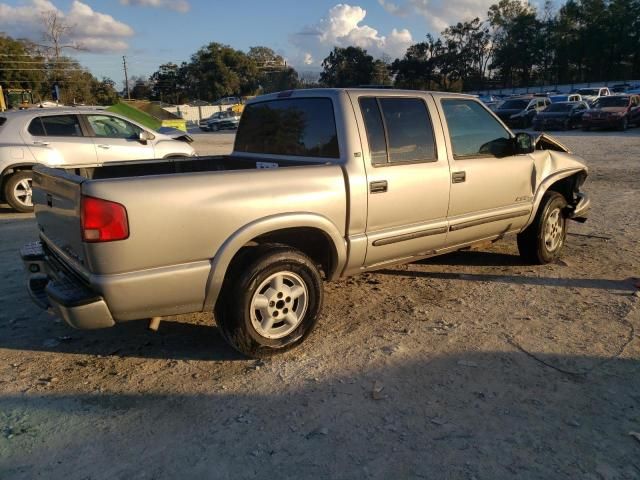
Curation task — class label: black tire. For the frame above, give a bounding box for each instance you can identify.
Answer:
[517,191,568,264]
[215,245,324,358]
[618,116,628,131]
[562,119,570,130]
[3,171,34,213]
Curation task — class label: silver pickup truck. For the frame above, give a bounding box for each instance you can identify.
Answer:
[21,89,590,357]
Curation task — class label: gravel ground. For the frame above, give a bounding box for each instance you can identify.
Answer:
[0,129,639,479]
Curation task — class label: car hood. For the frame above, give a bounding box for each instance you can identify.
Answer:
[496,109,522,116]
[156,127,194,143]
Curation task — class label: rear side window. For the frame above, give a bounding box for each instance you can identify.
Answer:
[359,97,436,166]
[28,115,82,137]
[235,98,339,158]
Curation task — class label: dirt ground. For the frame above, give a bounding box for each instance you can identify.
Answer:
[1,129,639,479]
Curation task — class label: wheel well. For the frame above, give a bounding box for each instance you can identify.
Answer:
[547,172,586,205]
[236,227,337,279]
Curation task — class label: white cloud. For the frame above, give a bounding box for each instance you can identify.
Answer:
[379,0,496,33]
[0,0,134,53]
[290,3,413,67]
[119,0,190,13]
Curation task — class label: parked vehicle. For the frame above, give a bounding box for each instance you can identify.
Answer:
[574,87,610,104]
[582,94,640,131]
[0,108,195,212]
[532,101,590,131]
[206,111,240,131]
[549,94,582,103]
[495,96,551,128]
[21,89,590,358]
[477,94,501,110]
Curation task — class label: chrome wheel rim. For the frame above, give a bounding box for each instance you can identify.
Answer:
[13,178,33,207]
[250,271,308,339]
[544,207,563,251]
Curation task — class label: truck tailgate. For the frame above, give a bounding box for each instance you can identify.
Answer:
[32,166,87,274]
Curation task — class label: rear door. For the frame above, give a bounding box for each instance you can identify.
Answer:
[438,97,534,247]
[351,93,451,267]
[84,114,154,163]
[26,114,98,166]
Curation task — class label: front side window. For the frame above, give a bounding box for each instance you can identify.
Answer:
[29,115,82,137]
[359,97,436,166]
[235,98,339,158]
[87,115,142,139]
[441,99,512,158]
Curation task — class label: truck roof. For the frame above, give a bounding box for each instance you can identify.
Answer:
[248,88,478,104]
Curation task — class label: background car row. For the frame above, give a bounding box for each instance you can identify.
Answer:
[488,92,640,131]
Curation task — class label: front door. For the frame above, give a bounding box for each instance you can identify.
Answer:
[350,93,451,267]
[84,114,154,163]
[438,97,535,248]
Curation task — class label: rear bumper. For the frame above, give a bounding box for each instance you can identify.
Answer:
[21,241,115,329]
[582,117,622,128]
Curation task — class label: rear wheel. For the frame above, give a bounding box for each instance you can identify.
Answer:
[517,191,568,264]
[4,171,34,213]
[215,245,324,358]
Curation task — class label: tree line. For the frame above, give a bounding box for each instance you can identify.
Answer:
[1,0,638,106]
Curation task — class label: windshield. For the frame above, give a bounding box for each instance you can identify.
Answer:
[593,97,630,108]
[499,100,528,109]
[577,88,599,95]
[545,103,573,112]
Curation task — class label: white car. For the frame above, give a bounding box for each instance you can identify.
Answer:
[575,87,610,105]
[0,108,195,212]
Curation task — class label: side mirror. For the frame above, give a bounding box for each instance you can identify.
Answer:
[514,132,534,154]
[139,131,154,143]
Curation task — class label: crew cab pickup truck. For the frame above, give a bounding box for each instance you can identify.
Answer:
[21,89,590,358]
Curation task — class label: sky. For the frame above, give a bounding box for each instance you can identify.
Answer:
[0,0,511,84]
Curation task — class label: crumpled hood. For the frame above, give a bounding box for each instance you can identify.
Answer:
[531,133,588,186]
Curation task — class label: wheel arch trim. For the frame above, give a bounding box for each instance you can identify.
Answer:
[202,213,347,310]
[524,168,585,229]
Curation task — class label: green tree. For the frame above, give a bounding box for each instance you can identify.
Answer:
[391,35,445,90]
[319,46,376,87]
[248,46,300,93]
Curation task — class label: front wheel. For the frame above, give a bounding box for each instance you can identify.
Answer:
[618,117,628,131]
[4,171,34,213]
[517,191,568,264]
[215,245,324,358]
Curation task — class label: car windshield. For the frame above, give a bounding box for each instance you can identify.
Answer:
[545,103,573,112]
[577,88,599,95]
[499,100,528,109]
[593,97,630,108]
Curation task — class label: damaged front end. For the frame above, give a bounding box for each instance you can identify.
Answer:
[531,133,591,223]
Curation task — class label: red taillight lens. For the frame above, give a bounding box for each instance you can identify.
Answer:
[81,195,129,242]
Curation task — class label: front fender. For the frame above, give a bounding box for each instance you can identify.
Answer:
[525,148,588,228]
[202,213,347,310]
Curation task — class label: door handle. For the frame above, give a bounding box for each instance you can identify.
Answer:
[97,144,111,149]
[33,141,49,146]
[452,171,466,183]
[370,180,388,194]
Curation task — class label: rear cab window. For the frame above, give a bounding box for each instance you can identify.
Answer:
[234,97,339,158]
[359,97,436,166]
[28,115,83,137]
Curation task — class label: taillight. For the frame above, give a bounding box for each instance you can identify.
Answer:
[81,195,129,242]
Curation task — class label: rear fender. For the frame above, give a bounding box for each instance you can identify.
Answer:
[202,213,347,310]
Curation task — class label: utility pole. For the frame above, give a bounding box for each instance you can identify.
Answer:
[122,55,130,100]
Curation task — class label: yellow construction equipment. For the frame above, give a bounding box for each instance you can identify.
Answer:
[0,86,36,111]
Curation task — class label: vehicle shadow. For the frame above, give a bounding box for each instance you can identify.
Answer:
[378,267,636,292]
[1,351,639,479]
[0,312,245,362]
[414,250,528,267]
